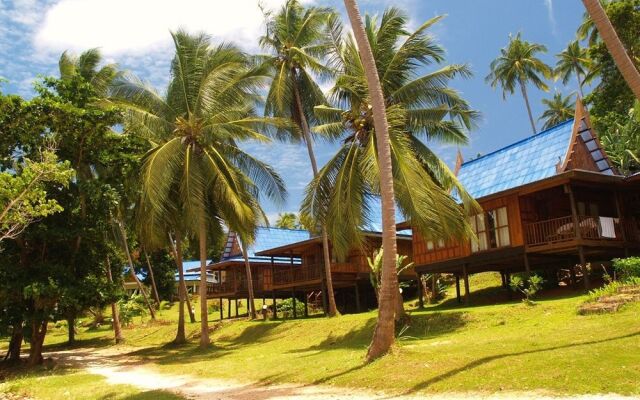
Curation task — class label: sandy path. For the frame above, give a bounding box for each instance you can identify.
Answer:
[47,347,639,400]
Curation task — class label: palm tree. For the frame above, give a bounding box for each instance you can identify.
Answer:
[312,5,479,361]
[539,92,576,130]
[111,31,287,348]
[486,33,552,135]
[555,40,592,98]
[275,212,298,229]
[582,0,640,100]
[259,0,338,316]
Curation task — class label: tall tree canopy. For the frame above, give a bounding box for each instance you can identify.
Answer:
[303,8,479,259]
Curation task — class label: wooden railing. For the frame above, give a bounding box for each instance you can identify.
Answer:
[525,215,629,247]
[207,277,262,295]
[272,264,323,287]
[332,262,360,273]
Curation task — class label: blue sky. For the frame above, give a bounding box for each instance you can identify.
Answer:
[0,0,588,222]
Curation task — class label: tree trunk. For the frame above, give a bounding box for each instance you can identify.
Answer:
[343,0,399,362]
[291,73,338,317]
[576,69,585,99]
[118,220,156,320]
[520,80,537,135]
[198,217,210,348]
[240,237,257,319]
[172,231,187,345]
[67,316,75,344]
[27,319,47,366]
[582,0,640,100]
[169,232,196,323]
[105,255,124,344]
[144,249,161,307]
[4,323,23,363]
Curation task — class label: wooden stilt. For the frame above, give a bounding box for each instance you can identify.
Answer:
[354,283,361,313]
[235,298,239,318]
[579,246,589,290]
[455,275,461,303]
[219,297,223,320]
[462,264,470,305]
[304,292,308,317]
[227,298,231,319]
[292,289,297,319]
[417,275,424,309]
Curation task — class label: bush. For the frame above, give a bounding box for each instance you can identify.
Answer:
[276,297,305,319]
[118,294,148,326]
[510,274,544,305]
[613,257,640,280]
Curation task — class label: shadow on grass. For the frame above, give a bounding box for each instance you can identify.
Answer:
[405,329,640,394]
[287,317,376,355]
[125,342,231,366]
[217,321,283,347]
[99,389,185,399]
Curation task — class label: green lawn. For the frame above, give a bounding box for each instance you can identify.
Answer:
[2,273,640,398]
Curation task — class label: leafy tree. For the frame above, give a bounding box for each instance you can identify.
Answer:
[275,212,299,229]
[509,274,544,305]
[259,0,339,316]
[111,30,287,347]
[539,92,575,130]
[598,100,640,174]
[555,40,592,98]
[367,248,413,318]
[0,148,73,242]
[486,33,552,134]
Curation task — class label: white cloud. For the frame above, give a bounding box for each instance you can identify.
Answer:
[33,0,311,56]
[543,0,558,37]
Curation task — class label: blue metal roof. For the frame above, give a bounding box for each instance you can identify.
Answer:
[216,227,310,265]
[456,119,574,199]
[180,260,211,273]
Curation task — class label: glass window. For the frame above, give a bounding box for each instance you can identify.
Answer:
[427,241,434,251]
[470,206,509,252]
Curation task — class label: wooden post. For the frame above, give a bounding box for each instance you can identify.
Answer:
[321,281,328,315]
[417,275,424,309]
[304,292,309,317]
[219,297,223,320]
[227,297,231,319]
[579,246,590,290]
[462,264,470,305]
[246,297,250,317]
[292,289,297,319]
[614,190,629,256]
[455,275,461,303]
[271,256,277,320]
[235,298,239,318]
[354,282,361,313]
[567,184,583,241]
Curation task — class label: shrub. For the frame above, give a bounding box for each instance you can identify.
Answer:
[510,274,544,305]
[613,257,640,280]
[118,294,148,326]
[276,297,305,319]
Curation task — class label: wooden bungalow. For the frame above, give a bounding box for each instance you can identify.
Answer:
[408,100,640,304]
[255,230,414,315]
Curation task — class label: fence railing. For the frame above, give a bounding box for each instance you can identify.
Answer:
[272,264,323,286]
[525,215,629,246]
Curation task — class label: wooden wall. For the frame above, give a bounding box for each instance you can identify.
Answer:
[412,193,523,266]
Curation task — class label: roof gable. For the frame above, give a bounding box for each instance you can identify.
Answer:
[220,227,311,263]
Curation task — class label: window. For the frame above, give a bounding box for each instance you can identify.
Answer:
[470,206,510,252]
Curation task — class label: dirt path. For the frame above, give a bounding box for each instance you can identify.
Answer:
[47,347,639,400]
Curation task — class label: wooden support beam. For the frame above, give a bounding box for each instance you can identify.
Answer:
[462,264,470,305]
[455,275,461,303]
[578,246,589,290]
[235,298,239,318]
[227,297,231,319]
[567,184,583,240]
[271,256,277,320]
[417,275,424,309]
[219,297,223,320]
[292,289,297,319]
[304,292,308,318]
[354,283,361,313]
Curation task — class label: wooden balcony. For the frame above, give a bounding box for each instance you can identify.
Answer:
[272,263,323,288]
[207,277,262,297]
[525,215,636,248]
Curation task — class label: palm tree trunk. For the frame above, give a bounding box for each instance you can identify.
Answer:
[118,220,156,320]
[291,72,338,317]
[171,230,187,344]
[520,80,537,134]
[169,232,196,323]
[582,0,640,100]
[144,249,161,307]
[240,237,257,319]
[198,216,210,348]
[576,69,585,99]
[105,255,124,344]
[343,0,399,362]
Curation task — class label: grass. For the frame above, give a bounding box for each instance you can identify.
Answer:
[2,273,640,397]
[1,369,183,399]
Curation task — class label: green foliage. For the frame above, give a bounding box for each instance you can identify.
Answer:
[554,40,592,90]
[367,248,413,294]
[420,273,449,303]
[539,92,575,130]
[509,274,544,305]
[598,101,640,175]
[613,257,640,280]
[0,148,74,242]
[142,250,177,301]
[276,297,306,319]
[118,294,149,326]
[303,9,479,257]
[274,212,300,229]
